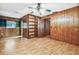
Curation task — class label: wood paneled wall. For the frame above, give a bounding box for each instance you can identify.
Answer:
[0,6,79,46]
[0,16,17,21]
[0,16,20,38]
[43,6,79,45]
[0,27,6,38]
[5,28,20,37]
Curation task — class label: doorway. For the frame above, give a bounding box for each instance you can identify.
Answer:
[44,18,50,36]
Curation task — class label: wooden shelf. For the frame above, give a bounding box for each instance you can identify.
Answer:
[22,14,38,38]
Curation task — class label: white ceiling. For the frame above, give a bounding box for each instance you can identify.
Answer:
[0,3,79,18]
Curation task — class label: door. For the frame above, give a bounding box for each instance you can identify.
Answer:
[38,18,45,37]
[44,19,50,36]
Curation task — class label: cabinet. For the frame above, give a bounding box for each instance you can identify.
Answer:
[22,15,38,38]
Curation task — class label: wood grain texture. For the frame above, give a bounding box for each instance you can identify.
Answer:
[49,6,79,45]
[0,16,18,21]
[0,27,6,39]
[21,14,38,38]
[37,17,45,37]
[0,16,20,38]
[5,28,20,37]
[0,37,79,55]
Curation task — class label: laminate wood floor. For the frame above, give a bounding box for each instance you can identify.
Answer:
[0,37,79,55]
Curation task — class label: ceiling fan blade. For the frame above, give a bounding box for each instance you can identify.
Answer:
[28,7,33,9]
[46,9,51,12]
[28,7,37,10]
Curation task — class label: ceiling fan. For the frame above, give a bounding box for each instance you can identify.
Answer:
[28,3,51,15]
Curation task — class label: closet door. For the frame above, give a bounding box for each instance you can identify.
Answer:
[38,18,45,37]
[44,19,50,36]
